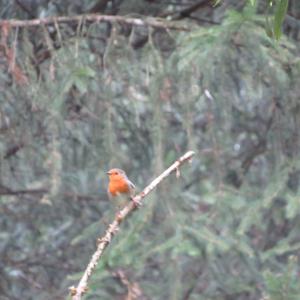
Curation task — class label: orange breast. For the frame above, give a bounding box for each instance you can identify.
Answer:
[108,179,130,196]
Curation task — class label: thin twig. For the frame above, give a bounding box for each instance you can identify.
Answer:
[113,269,143,299]
[69,150,195,300]
[0,14,190,31]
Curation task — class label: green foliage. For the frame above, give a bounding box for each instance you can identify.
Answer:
[263,256,300,300]
[273,0,289,40]
[214,0,290,40]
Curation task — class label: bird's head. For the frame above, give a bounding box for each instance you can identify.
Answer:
[107,168,126,181]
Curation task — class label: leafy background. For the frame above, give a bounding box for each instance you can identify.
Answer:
[1,0,300,299]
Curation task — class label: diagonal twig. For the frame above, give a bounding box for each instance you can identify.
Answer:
[69,150,195,300]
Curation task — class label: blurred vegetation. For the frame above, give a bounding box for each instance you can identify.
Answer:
[1,1,300,300]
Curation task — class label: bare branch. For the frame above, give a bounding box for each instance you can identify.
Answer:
[0,185,105,203]
[159,0,213,20]
[69,151,195,299]
[14,0,35,18]
[0,14,190,31]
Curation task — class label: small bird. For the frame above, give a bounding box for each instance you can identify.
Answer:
[107,168,137,209]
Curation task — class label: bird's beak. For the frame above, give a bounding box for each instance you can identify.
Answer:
[106,171,111,175]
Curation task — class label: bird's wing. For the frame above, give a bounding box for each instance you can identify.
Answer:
[128,180,136,196]
[129,181,135,189]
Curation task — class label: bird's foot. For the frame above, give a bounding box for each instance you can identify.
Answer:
[131,196,142,208]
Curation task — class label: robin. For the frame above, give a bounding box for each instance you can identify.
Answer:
[107,168,139,209]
